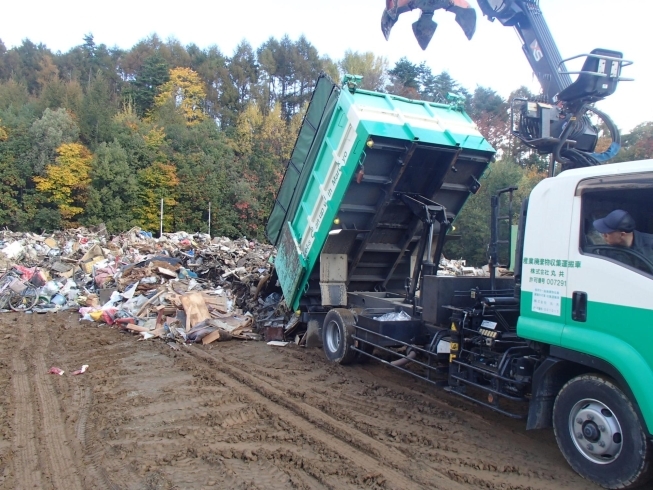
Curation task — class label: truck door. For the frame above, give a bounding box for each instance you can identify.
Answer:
[562,171,653,432]
[517,176,575,346]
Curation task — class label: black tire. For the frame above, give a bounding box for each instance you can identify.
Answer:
[322,308,358,365]
[553,374,653,489]
[9,284,38,311]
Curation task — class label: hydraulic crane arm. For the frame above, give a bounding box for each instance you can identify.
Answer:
[381,0,633,170]
[476,0,571,102]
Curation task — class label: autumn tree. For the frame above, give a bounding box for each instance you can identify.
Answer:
[135,162,179,233]
[28,108,79,174]
[37,78,83,116]
[338,50,388,91]
[615,122,653,162]
[152,67,207,126]
[468,86,510,151]
[34,142,92,225]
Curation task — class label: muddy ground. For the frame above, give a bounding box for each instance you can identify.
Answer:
[0,311,600,490]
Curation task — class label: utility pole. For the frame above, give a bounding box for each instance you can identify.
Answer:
[208,202,211,238]
[160,198,164,237]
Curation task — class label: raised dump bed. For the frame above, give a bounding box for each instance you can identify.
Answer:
[266,74,495,310]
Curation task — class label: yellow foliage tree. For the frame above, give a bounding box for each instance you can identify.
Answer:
[153,67,207,125]
[34,143,92,224]
[135,163,179,232]
[233,102,298,162]
[232,102,264,156]
[260,104,295,162]
[0,119,7,141]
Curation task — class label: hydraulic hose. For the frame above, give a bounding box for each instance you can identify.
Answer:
[587,106,621,163]
[555,105,622,171]
[391,349,417,367]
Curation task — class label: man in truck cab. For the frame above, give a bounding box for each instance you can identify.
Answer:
[592,209,653,266]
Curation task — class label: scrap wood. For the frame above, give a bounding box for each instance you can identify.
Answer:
[202,328,233,344]
[253,273,270,300]
[157,267,177,278]
[206,314,253,336]
[180,292,211,331]
[200,292,228,313]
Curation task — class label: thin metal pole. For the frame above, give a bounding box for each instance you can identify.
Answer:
[160,198,164,237]
[548,154,555,178]
[208,201,211,238]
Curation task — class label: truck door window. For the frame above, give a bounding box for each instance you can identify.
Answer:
[580,184,653,277]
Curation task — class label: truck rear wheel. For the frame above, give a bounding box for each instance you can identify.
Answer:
[553,374,653,489]
[322,308,358,365]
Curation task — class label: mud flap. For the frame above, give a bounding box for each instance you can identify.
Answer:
[305,319,323,348]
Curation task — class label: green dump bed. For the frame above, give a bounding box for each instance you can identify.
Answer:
[266,75,495,310]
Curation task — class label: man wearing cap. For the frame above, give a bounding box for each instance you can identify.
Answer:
[593,209,653,265]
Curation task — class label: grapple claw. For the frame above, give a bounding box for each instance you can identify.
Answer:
[449,4,476,40]
[412,13,438,50]
[382,9,398,40]
[381,0,477,48]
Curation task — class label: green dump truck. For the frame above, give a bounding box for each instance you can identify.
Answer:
[266,73,653,489]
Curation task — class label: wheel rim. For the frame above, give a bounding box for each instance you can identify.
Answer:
[324,319,341,353]
[10,287,37,311]
[568,398,623,464]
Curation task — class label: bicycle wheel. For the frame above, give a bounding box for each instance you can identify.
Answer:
[9,284,38,311]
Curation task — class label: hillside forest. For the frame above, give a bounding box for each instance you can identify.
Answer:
[1,34,651,265]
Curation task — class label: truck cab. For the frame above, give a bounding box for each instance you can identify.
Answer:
[519,161,653,487]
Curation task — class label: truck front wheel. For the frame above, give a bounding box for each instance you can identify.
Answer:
[553,374,652,489]
[322,308,358,365]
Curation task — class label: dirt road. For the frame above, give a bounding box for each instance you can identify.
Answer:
[0,311,599,489]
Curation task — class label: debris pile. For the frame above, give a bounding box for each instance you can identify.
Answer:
[0,226,289,345]
[437,257,512,277]
[437,257,487,276]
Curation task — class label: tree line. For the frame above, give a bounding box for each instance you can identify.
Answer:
[0,34,651,265]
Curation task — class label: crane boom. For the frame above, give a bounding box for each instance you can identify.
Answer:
[476,0,571,102]
[381,0,633,170]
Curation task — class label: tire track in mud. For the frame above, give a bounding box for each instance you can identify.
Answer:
[74,386,91,445]
[184,345,467,490]
[187,344,590,490]
[11,353,43,490]
[72,341,141,490]
[30,318,84,490]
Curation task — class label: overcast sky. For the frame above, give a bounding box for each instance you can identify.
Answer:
[1,0,650,132]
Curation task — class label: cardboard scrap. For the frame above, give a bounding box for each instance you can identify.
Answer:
[180,292,211,331]
[81,256,104,274]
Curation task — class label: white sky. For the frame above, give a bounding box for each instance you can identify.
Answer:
[1,0,650,132]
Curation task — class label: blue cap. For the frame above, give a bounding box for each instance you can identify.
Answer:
[593,210,635,234]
